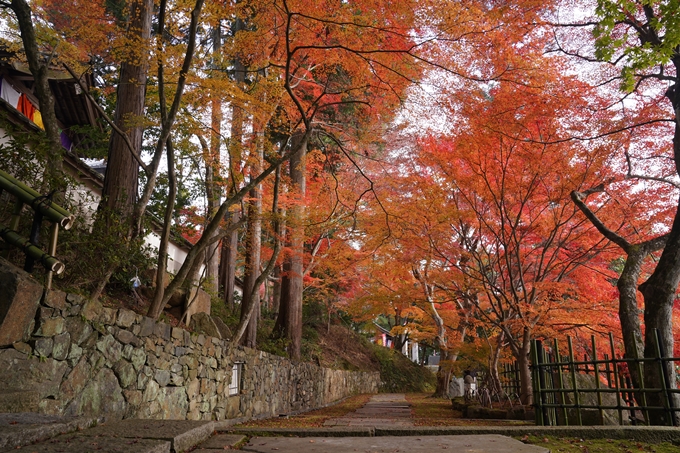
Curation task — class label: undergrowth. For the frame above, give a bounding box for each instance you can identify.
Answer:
[517,435,679,453]
[372,345,436,393]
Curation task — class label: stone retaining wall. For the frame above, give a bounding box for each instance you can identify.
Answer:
[0,272,379,422]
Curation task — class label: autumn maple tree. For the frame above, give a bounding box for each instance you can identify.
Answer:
[9,0,680,418]
[548,0,680,423]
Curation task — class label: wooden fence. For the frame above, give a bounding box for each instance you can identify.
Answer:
[531,330,679,426]
[499,361,521,399]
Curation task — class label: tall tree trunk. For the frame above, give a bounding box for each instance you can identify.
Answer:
[638,79,680,424]
[231,165,283,347]
[88,0,152,301]
[100,0,152,220]
[204,24,222,297]
[511,328,533,406]
[413,265,453,397]
[571,189,667,395]
[219,39,246,310]
[220,228,239,310]
[617,246,647,395]
[150,138,177,313]
[240,148,263,348]
[435,349,453,398]
[639,207,680,425]
[273,133,307,360]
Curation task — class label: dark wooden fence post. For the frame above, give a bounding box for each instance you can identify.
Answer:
[653,329,676,426]
[591,336,604,425]
[531,340,545,425]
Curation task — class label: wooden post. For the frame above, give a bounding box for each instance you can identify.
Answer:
[653,329,675,426]
[608,332,624,425]
[535,340,551,425]
[554,339,568,425]
[592,336,604,425]
[635,355,649,424]
[567,337,582,426]
[531,340,544,426]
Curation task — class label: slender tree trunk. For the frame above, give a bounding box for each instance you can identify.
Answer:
[151,138,177,312]
[413,265,453,397]
[231,167,283,346]
[487,332,505,395]
[239,99,267,347]
[220,228,238,310]
[271,264,282,317]
[10,0,64,192]
[143,0,205,317]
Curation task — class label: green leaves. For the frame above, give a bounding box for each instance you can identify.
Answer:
[593,0,680,92]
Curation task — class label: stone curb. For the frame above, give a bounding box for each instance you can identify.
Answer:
[227,427,375,437]
[0,414,98,450]
[192,433,247,451]
[227,425,680,443]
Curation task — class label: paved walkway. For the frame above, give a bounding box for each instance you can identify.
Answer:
[0,394,548,452]
[5,394,680,452]
[240,434,546,453]
[323,393,413,428]
[236,394,546,452]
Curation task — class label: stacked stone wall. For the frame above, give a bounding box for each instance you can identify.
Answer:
[0,278,379,421]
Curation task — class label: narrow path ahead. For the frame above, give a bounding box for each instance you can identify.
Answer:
[323,393,413,428]
[238,393,546,452]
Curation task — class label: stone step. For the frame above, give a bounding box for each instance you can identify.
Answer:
[190,433,246,452]
[3,432,171,453]
[0,412,96,451]
[82,419,215,453]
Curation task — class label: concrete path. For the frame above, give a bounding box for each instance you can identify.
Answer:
[323,393,413,428]
[240,434,548,453]
[5,393,680,452]
[237,394,547,452]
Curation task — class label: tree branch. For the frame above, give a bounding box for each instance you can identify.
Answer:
[62,63,150,175]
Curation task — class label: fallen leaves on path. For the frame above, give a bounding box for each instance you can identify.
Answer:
[235,394,373,428]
